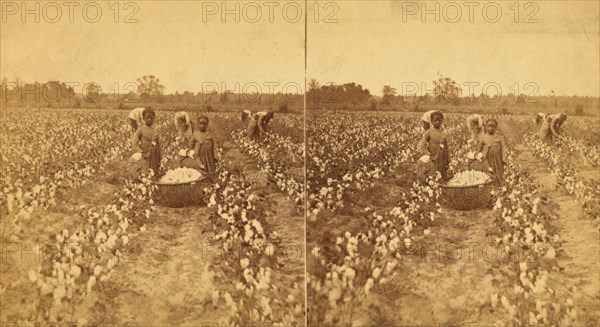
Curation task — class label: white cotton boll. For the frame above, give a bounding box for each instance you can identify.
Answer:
[130,152,143,162]
[520,262,528,272]
[211,290,219,307]
[328,287,341,305]
[236,282,245,291]
[365,278,374,295]
[372,267,382,279]
[344,267,356,281]
[69,265,81,278]
[240,258,250,269]
[86,276,96,293]
[224,292,236,313]
[28,270,37,282]
[243,268,254,284]
[544,247,556,260]
[293,304,303,316]
[491,293,498,308]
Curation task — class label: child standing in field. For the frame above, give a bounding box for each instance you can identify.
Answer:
[417,111,449,181]
[479,119,507,184]
[131,109,161,176]
[187,115,217,176]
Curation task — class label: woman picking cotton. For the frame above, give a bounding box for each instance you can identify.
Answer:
[247,110,275,140]
[539,113,567,144]
[535,112,546,127]
[175,111,193,146]
[421,109,438,130]
[128,107,150,132]
[550,113,567,138]
[240,110,253,124]
[467,114,485,144]
[174,111,197,168]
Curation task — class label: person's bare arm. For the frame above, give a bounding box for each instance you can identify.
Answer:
[550,118,559,136]
[192,133,201,158]
[131,128,142,153]
[418,131,430,155]
[258,115,266,134]
[500,135,508,163]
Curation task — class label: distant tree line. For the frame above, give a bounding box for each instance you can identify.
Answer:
[2,75,598,115]
[0,75,301,112]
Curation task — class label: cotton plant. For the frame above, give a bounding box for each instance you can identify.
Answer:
[204,160,304,326]
[1,112,131,225]
[488,145,581,326]
[27,173,155,323]
[524,133,600,220]
[231,130,304,211]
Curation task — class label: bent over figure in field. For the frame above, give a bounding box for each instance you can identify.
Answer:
[128,107,150,132]
[535,112,546,127]
[240,110,253,124]
[539,113,567,144]
[247,110,274,140]
[421,109,438,130]
[467,114,485,144]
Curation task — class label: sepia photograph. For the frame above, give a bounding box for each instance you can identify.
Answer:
[1,0,599,327]
[1,1,305,326]
[305,1,599,327]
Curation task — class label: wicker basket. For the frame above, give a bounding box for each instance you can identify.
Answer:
[152,176,211,208]
[441,180,494,211]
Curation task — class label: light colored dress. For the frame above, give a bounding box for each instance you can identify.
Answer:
[128,108,145,125]
[421,110,437,129]
[467,114,485,147]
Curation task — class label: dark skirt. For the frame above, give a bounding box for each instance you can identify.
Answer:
[487,143,504,184]
[129,118,138,132]
[199,141,216,175]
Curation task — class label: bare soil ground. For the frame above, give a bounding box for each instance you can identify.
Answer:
[1,132,305,325]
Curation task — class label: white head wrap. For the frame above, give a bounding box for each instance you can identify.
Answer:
[174,111,191,127]
[467,114,483,134]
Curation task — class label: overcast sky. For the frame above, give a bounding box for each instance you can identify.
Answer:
[1,1,305,95]
[308,1,599,97]
[2,1,598,97]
